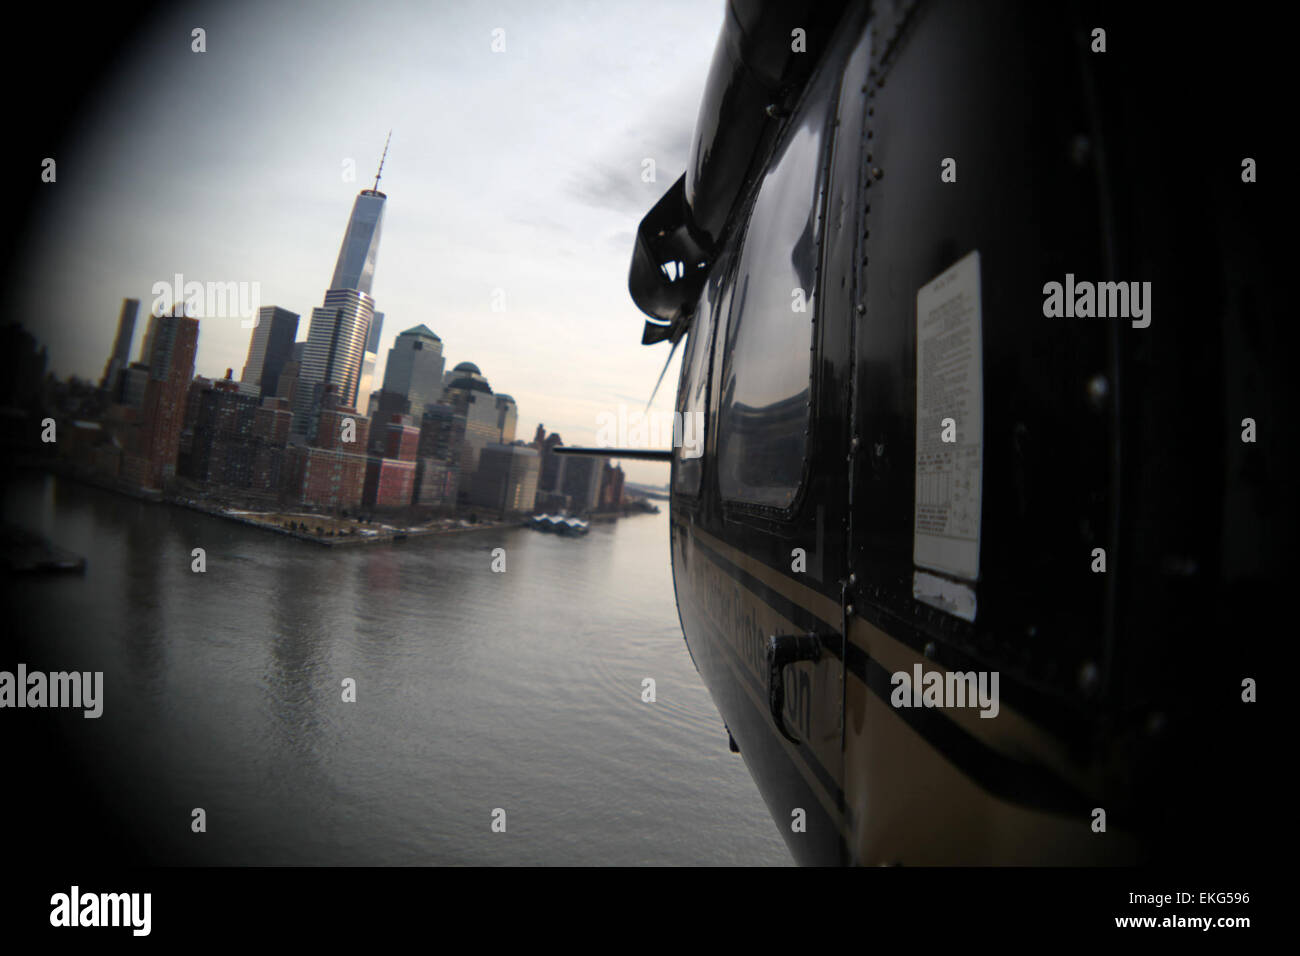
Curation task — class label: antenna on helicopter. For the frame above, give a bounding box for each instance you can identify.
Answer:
[644,335,682,413]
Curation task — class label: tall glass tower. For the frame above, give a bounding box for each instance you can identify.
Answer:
[293,136,391,439]
[328,191,385,296]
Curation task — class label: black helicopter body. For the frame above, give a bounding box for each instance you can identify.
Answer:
[563,0,1277,865]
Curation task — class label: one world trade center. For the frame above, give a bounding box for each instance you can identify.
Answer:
[292,135,390,439]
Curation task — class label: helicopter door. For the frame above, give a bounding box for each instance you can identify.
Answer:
[705,32,857,862]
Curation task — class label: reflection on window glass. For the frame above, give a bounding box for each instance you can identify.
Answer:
[673,257,729,494]
[717,68,834,509]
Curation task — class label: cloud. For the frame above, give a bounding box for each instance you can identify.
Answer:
[564,88,698,215]
[567,158,673,216]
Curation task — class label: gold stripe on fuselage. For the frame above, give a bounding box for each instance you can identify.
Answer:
[678,520,1134,863]
[678,525,849,840]
[685,522,1094,791]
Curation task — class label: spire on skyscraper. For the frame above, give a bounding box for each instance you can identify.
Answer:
[373,130,391,193]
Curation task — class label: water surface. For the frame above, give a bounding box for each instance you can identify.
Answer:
[2,474,789,865]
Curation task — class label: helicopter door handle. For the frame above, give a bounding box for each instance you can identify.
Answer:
[766,633,823,744]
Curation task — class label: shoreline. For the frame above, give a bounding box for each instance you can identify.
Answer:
[21,463,647,547]
[28,463,522,547]
[171,498,522,546]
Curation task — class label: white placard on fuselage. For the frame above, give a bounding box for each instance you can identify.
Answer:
[913,250,983,583]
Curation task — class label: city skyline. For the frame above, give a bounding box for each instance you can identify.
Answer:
[19,0,723,483]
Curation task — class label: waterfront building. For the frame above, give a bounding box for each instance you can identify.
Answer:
[117,308,199,491]
[413,458,457,508]
[179,374,260,487]
[282,387,371,511]
[472,442,540,514]
[177,372,293,498]
[531,425,570,511]
[599,461,626,511]
[362,414,420,509]
[559,452,604,515]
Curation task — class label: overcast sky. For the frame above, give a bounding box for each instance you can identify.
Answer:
[21,0,723,484]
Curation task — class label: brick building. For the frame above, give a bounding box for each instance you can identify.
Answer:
[362,415,420,509]
[116,311,199,491]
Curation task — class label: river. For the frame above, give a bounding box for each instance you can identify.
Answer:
[1,473,790,865]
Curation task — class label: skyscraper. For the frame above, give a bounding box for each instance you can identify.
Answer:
[293,138,391,438]
[240,306,299,398]
[381,324,445,418]
[443,362,499,495]
[100,298,139,391]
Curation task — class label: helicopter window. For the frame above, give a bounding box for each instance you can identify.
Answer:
[716,65,834,510]
[672,253,730,495]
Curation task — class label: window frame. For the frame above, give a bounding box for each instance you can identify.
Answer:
[670,245,736,500]
[714,50,844,524]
